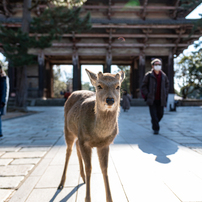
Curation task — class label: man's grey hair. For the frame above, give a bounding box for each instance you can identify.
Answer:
[151,58,162,65]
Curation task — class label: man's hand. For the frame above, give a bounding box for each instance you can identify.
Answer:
[0,102,5,108]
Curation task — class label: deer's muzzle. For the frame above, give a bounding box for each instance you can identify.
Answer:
[106,97,114,106]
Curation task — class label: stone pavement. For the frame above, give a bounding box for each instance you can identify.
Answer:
[0,106,202,202]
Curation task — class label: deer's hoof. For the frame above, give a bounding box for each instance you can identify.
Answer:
[58,185,63,190]
[107,197,113,202]
[85,197,91,202]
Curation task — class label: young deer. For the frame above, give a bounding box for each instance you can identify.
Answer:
[58,69,125,202]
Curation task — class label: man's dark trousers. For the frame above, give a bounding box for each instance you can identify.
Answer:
[149,100,164,131]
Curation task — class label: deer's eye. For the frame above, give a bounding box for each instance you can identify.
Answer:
[97,85,102,89]
[116,86,120,90]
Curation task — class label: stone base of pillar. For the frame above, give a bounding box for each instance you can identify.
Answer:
[166,93,176,112]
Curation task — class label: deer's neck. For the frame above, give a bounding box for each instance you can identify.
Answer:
[94,104,119,135]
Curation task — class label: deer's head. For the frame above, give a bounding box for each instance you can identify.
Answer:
[86,69,125,111]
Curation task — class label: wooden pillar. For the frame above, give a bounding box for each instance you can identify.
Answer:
[138,51,145,97]
[130,59,139,98]
[168,49,174,93]
[72,54,81,91]
[104,53,112,73]
[45,61,53,98]
[38,53,44,98]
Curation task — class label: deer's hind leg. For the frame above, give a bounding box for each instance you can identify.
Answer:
[79,142,92,202]
[58,128,75,189]
[76,140,85,183]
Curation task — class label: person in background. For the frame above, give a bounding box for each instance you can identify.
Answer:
[0,63,9,137]
[122,89,132,112]
[141,58,169,135]
[64,89,71,102]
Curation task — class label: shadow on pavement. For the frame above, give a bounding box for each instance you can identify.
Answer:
[115,133,179,164]
[49,183,84,202]
[138,135,179,164]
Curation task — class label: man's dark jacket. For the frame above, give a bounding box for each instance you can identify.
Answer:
[0,76,7,115]
[141,70,169,106]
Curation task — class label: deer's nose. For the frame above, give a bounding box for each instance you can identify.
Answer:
[106,97,114,105]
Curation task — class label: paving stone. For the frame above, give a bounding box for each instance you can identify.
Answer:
[26,188,77,202]
[170,137,202,144]
[1,151,46,158]
[0,147,21,152]
[181,143,202,147]
[35,164,79,188]
[19,143,53,147]
[4,106,202,202]
[11,158,41,165]
[19,147,50,152]
[0,165,34,176]
[9,176,39,202]
[0,189,13,202]
[32,139,57,144]
[0,176,24,188]
[0,158,13,166]
[30,158,53,177]
[164,170,202,202]
[196,136,202,141]
[191,148,202,155]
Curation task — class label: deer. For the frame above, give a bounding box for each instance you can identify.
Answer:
[58,69,125,202]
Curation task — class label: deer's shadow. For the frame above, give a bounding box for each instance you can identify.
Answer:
[49,183,84,202]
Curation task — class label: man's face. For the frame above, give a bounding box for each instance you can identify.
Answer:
[152,61,162,71]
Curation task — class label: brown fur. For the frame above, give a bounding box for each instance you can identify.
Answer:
[58,69,125,202]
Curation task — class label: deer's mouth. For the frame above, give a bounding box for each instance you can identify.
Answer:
[104,103,115,109]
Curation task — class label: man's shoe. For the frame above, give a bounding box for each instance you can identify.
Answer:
[153,130,159,135]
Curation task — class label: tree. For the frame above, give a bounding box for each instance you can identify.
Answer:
[116,65,130,94]
[0,0,91,110]
[176,50,202,99]
[53,66,66,98]
[82,82,90,90]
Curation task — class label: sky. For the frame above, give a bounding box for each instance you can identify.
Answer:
[1,3,202,90]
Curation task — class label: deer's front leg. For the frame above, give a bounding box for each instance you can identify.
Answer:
[79,142,92,202]
[97,146,113,202]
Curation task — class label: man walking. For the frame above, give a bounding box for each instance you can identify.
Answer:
[141,58,169,134]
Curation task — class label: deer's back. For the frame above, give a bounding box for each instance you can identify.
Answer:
[64,90,96,136]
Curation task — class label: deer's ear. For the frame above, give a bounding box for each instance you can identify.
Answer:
[98,71,103,79]
[85,69,97,86]
[119,71,125,83]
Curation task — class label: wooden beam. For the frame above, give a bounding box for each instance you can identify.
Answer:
[92,24,191,29]
[82,5,184,10]
[1,23,193,30]
[51,43,189,48]
[50,60,72,64]
[50,59,132,65]
[29,33,201,39]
